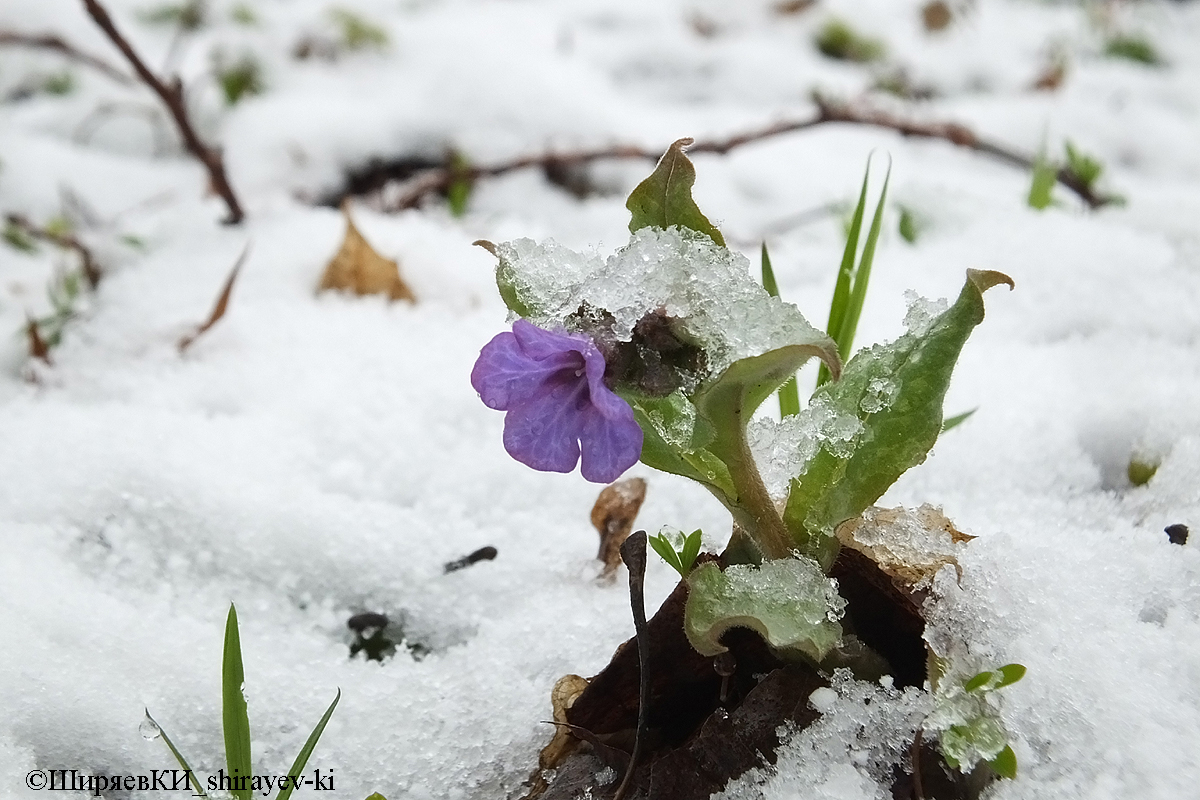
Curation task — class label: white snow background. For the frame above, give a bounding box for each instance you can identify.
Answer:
[2,0,1199,798]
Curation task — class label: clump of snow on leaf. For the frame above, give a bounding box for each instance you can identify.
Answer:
[748,396,864,503]
[497,227,828,378]
[716,670,931,800]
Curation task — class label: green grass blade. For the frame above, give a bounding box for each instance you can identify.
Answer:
[941,407,977,432]
[761,243,801,417]
[276,689,341,800]
[144,710,208,797]
[825,165,872,349]
[222,604,253,800]
[837,160,891,373]
[760,242,780,297]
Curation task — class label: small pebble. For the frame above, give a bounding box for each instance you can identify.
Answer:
[1166,524,1189,546]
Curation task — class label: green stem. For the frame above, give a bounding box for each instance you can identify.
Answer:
[712,423,793,562]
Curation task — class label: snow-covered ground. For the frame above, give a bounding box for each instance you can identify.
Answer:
[2,0,1199,797]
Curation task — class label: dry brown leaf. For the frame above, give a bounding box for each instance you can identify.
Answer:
[318,202,415,302]
[521,674,590,800]
[591,477,647,577]
[179,243,249,352]
[837,504,972,587]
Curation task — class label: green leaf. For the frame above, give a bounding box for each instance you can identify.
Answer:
[941,407,976,432]
[684,559,845,660]
[818,158,890,387]
[649,533,686,576]
[897,205,921,244]
[994,663,1027,689]
[1028,152,1056,210]
[784,270,1013,568]
[627,139,725,246]
[680,529,703,574]
[1064,142,1102,190]
[222,604,253,800]
[144,711,209,797]
[988,744,1019,780]
[964,671,993,693]
[364,795,388,800]
[1105,35,1160,66]
[625,390,736,502]
[446,151,473,217]
[276,689,341,800]
[694,342,841,559]
[761,243,801,418]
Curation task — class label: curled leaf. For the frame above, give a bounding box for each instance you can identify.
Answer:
[684,559,845,661]
[180,243,249,352]
[318,203,415,301]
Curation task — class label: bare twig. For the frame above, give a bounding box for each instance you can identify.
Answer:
[79,0,245,224]
[366,96,1114,213]
[613,531,649,800]
[179,243,250,352]
[5,213,102,288]
[0,30,133,84]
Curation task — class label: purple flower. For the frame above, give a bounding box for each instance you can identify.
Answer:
[471,320,643,483]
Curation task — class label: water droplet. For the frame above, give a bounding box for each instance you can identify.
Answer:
[139,713,162,741]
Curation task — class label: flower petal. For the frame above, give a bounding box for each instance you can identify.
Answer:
[471,328,582,410]
[502,376,588,473]
[511,318,593,359]
[578,398,644,483]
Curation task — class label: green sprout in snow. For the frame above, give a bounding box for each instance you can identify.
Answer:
[649,528,703,578]
[1104,34,1160,66]
[143,604,339,800]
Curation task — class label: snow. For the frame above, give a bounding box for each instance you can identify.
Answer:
[1,0,1200,798]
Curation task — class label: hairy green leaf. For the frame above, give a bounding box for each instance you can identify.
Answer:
[277,690,341,800]
[694,342,841,559]
[784,270,1013,567]
[684,559,845,660]
[222,604,253,800]
[627,139,725,246]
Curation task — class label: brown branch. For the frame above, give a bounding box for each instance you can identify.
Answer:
[5,213,102,289]
[375,96,1114,213]
[79,0,245,224]
[0,30,133,84]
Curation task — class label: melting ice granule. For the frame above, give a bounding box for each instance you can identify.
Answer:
[902,290,949,337]
[860,377,899,414]
[139,713,162,741]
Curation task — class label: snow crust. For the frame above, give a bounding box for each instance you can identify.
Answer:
[501,226,827,378]
[1,0,1200,798]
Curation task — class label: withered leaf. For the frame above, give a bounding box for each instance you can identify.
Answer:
[837,504,972,588]
[592,478,647,577]
[318,203,415,302]
[179,243,249,352]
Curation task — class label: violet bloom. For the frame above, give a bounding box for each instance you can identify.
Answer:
[471,320,643,483]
